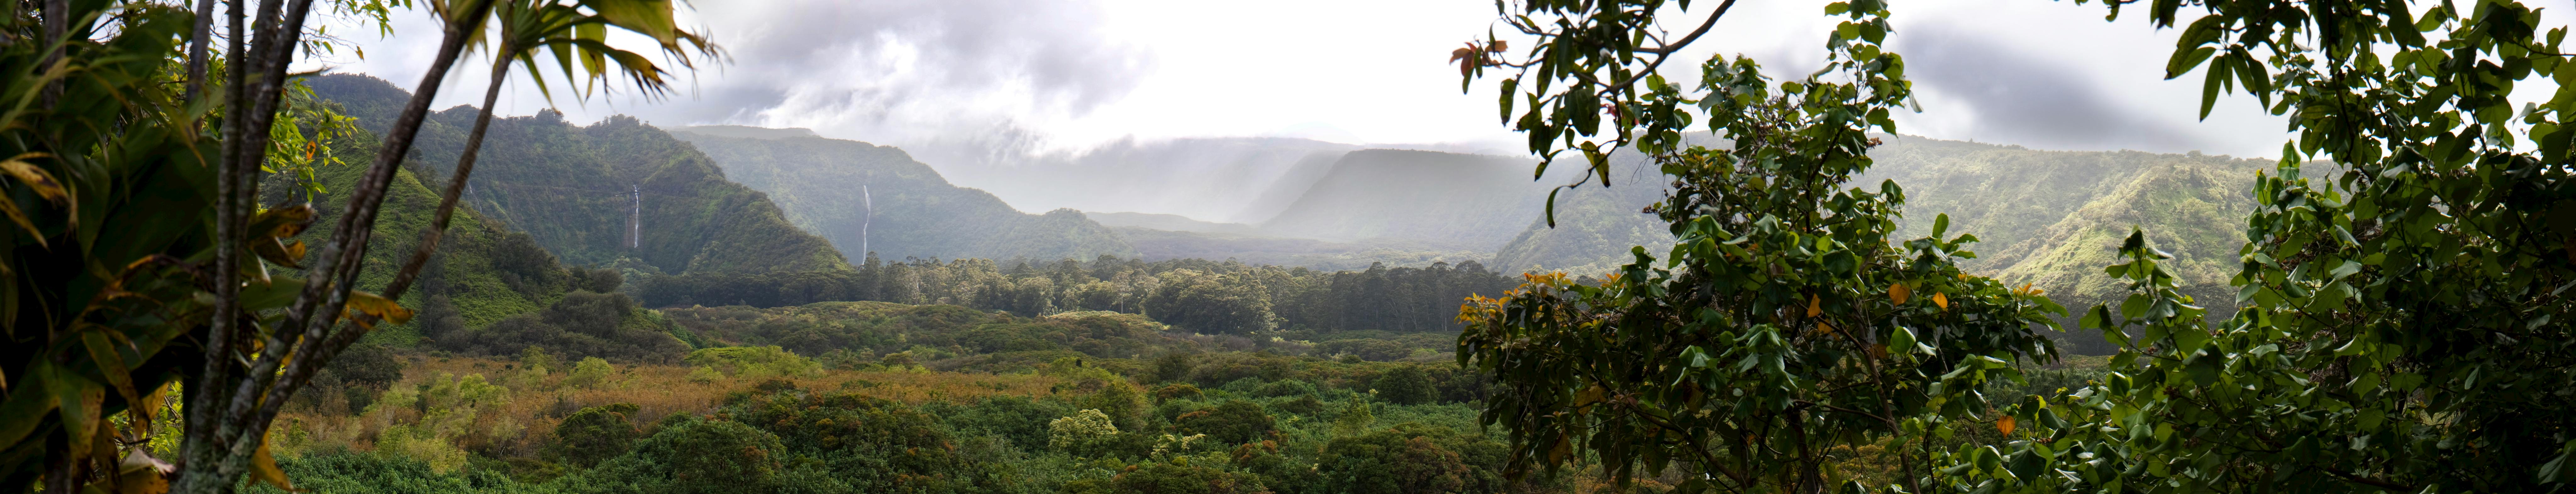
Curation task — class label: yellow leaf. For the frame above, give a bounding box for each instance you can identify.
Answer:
[0,152,66,204]
[1807,294,1822,317]
[244,204,318,240]
[1996,415,2017,436]
[1815,321,1835,335]
[339,290,414,328]
[1889,283,1911,305]
[250,437,303,492]
[251,238,307,269]
[1933,292,1950,311]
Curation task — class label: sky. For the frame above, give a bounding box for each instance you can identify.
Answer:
[312,0,2573,204]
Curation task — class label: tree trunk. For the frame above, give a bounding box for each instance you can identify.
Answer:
[382,54,516,301]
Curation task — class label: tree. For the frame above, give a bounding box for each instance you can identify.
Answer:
[0,0,715,491]
[1452,0,2062,492]
[1372,365,1436,406]
[550,403,643,468]
[1961,0,2576,492]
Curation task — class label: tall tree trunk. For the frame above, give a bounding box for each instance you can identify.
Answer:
[183,0,215,101]
[382,57,516,300]
[172,1,490,492]
[175,0,250,488]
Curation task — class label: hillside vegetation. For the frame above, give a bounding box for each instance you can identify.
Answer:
[305,75,849,276]
[669,126,1139,262]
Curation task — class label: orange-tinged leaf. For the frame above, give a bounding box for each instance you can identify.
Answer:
[251,238,306,269]
[245,204,317,240]
[340,290,414,327]
[250,437,303,492]
[1889,283,1911,305]
[1807,294,1822,317]
[1815,321,1835,335]
[0,152,66,203]
[1869,344,1887,359]
[1996,416,2017,436]
[1933,292,1950,311]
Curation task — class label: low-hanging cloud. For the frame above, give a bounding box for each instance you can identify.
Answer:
[656,0,1154,142]
[1895,25,2203,153]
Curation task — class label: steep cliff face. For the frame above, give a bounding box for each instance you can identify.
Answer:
[667,127,1139,263]
[306,74,849,275]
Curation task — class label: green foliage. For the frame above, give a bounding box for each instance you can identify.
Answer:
[550,403,642,468]
[681,346,821,381]
[1454,1,2062,492]
[446,290,688,363]
[1068,461,1267,494]
[1051,409,1125,455]
[1371,365,1437,406]
[1144,269,1279,335]
[324,343,409,389]
[642,255,1515,336]
[564,417,785,494]
[1314,423,1489,494]
[307,75,851,276]
[1175,400,1275,445]
[564,357,614,389]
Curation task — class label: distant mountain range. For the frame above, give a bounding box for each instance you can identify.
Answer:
[665,125,1138,263]
[307,75,848,276]
[309,73,2268,355]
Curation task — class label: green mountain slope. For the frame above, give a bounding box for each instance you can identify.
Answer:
[268,97,684,359]
[1489,153,1673,275]
[304,75,848,275]
[1257,149,1551,248]
[666,126,1138,263]
[1493,137,2272,353]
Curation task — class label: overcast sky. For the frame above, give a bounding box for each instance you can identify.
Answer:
[314,0,2572,166]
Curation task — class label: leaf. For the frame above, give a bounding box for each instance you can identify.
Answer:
[1889,283,1911,305]
[45,366,104,461]
[244,204,318,240]
[340,290,415,328]
[0,375,57,448]
[115,449,175,494]
[1816,321,1835,335]
[251,238,307,269]
[1932,213,1950,238]
[1807,294,1823,317]
[1996,415,2016,436]
[0,197,42,247]
[1932,292,1949,311]
[249,437,303,492]
[0,152,66,204]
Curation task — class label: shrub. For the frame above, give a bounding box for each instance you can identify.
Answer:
[683,346,821,380]
[1048,409,1121,454]
[325,343,406,389]
[1373,365,1435,405]
[571,418,785,494]
[1174,400,1273,444]
[549,403,641,468]
[1152,384,1203,402]
[563,357,614,389]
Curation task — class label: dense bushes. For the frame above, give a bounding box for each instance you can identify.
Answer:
[638,256,1513,336]
[443,291,689,363]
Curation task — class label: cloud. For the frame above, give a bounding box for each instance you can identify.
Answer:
[1894,24,2203,153]
[682,0,1154,142]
